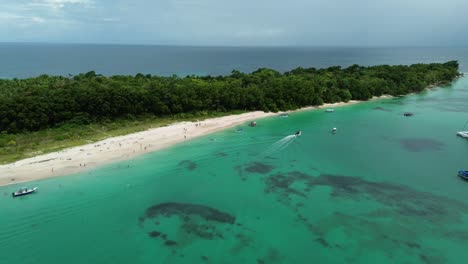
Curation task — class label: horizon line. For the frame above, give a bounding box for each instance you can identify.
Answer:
[0,41,467,49]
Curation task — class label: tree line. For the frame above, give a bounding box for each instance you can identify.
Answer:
[0,61,459,133]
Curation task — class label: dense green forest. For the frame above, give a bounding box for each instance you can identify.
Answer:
[0,61,459,134]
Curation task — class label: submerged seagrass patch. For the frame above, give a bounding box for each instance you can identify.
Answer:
[262,170,468,262]
[139,202,256,255]
[399,138,445,152]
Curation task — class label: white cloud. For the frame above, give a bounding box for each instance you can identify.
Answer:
[31,16,45,23]
[0,12,45,24]
[102,18,119,22]
[28,0,95,10]
[234,28,283,38]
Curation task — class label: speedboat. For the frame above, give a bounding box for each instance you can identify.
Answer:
[12,187,38,197]
[295,130,301,136]
[404,112,414,117]
[250,121,257,127]
[457,131,468,138]
[332,128,337,134]
[457,121,468,138]
[325,109,334,113]
[458,171,468,180]
[279,113,289,118]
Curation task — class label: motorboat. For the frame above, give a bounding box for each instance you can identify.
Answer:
[404,112,414,117]
[235,128,244,133]
[458,171,468,180]
[325,109,334,113]
[295,130,301,136]
[332,128,337,134]
[279,113,289,118]
[250,121,257,127]
[12,187,38,197]
[457,131,468,138]
[457,121,468,138]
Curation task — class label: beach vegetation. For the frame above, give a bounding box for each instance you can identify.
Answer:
[0,61,459,163]
[0,111,246,164]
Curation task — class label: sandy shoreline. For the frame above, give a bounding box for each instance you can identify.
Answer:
[0,96,391,187]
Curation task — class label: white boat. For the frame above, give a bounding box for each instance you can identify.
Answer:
[457,131,468,138]
[12,187,38,197]
[457,121,468,138]
[325,109,335,113]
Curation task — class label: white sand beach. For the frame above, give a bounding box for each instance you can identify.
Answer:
[0,96,391,187]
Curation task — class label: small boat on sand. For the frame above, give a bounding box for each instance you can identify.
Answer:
[458,171,468,180]
[12,187,38,197]
[295,130,301,136]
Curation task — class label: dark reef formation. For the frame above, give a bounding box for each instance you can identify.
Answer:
[265,171,468,221]
[178,160,198,171]
[140,202,238,252]
[144,202,235,224]
[263,170,468,262]
[372,106,392,112]
[215,152,228,157]
[399,138,445,152]
[244,162,275,174]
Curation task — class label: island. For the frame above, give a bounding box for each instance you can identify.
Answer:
[0,61,460,185]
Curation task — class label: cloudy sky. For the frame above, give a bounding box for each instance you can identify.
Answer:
[0,0,467,46]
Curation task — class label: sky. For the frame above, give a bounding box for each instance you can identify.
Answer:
[0,0,467,46]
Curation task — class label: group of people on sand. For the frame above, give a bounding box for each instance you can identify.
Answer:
[184,120,203,140]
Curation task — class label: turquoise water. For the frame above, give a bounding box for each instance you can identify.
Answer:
[1,77,468,263]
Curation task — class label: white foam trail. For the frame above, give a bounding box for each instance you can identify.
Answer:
[257,134,297,158]
[277,136,296,151]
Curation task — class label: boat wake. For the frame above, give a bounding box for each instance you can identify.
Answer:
[258,134,297,158]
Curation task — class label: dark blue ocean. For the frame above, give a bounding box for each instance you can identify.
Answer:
[0,44,467,78]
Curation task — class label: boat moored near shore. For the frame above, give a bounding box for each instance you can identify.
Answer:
[12,187,38,197]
